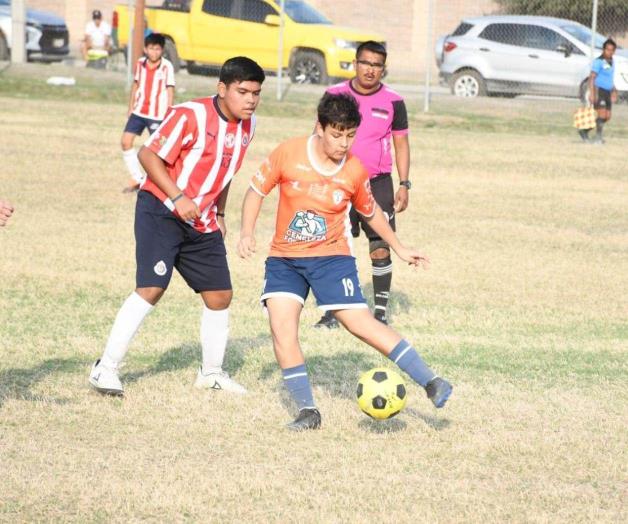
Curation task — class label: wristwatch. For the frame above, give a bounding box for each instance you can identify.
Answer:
[399,180,412,190]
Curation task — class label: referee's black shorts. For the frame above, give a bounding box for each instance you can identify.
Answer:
[594,87,612,111]
[134,191,231,292]
[349,173,396,241]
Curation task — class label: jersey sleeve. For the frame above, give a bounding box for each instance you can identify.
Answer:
[391,99,409,136]
[166,62,175,87]
[250,144,283,197]
[133,61,141,82]
[591,58,602,75]
[351,167,376,218]
[144,107,193,165]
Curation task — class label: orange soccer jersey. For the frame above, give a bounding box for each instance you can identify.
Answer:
[250,136,376,257]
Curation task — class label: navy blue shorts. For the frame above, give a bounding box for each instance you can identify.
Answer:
[261,256,368,311]
[124,113,162,136]
[135,191,231,292]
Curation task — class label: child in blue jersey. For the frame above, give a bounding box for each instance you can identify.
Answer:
[583,38,617,144]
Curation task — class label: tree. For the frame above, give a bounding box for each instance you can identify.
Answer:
[496,0,628,35]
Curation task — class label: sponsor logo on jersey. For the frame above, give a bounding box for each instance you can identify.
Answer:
[286,210,327,243]
[296,163,312,172]
[332,189,344,205]
[371,107,389,119]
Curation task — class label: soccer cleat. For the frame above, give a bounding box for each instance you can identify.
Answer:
[89,359,124,396]
[425,377,452,408]
[286,408,322,431]
[194,367,247,394]
[313,312,339,329]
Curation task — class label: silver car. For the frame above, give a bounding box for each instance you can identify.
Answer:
[436,15,628,99]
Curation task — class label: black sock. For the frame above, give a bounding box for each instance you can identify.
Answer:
[596,118,605,138]
[372,257,392,319]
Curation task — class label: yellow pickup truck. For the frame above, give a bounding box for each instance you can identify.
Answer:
[112,0,384,84]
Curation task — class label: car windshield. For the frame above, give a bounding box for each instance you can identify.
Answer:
[560,24,606,49]
[283,1,330,24]
[0,0,10,5]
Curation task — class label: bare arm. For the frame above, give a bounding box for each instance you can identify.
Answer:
[589,72,597,104]
[214,181,231,237]
[127,82,139,116]
[138,146,199,221]
[392,134,410,213]
[237,187,265,258]
[362,206,429,268]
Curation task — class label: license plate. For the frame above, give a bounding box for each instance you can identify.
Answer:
[53,38,64,47]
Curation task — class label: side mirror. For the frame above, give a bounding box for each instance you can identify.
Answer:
[556,44,572,57]
[264,14,280,26]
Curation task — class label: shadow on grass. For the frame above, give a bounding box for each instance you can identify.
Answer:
[259,350,380,400]
[0,358,83,409]
[122,335,270,385]
[358,417,407,434]
[403,407,451,431]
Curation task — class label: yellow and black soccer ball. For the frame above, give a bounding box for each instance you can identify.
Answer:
[356,367,407,419]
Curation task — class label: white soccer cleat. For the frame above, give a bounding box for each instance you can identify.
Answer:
[89,359,124,396]
[194,367,247,395]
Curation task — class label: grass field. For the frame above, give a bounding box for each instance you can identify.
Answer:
[1,64,627,522]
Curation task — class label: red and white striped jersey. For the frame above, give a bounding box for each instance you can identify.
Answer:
[143,96,256,233]
[132,57,175,120]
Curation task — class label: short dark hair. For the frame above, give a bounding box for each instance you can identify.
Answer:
[92,9,102,20]
[144,33,165,48]
[219,56,265,86]
[356,40,387,62]
[603,38,617,50]
[317,93,361,131]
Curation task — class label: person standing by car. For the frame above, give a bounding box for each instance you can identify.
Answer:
[82,10,112,61]
[314,41,411,328]
[587,38,618,144]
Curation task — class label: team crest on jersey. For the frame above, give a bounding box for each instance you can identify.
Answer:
[286,210,327,243]
[154,260,167,276]
[242,133,249,147]
[225,133,236,148]
[332,190,344,205]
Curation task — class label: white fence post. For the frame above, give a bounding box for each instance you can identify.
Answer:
[277,0,286,101]
[590,0,599,61]
[423,0,434,113]
[10,0,26,64]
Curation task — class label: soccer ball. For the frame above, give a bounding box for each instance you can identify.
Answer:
[356,367,407,420]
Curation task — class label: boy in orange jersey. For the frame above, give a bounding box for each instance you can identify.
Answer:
[238,93,452,431]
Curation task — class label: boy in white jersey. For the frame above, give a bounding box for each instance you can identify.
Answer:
[121,33,175,192]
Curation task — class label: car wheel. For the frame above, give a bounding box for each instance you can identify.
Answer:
[0,34,9,61]
[290,51,328,85]
[164,38,180,72]
[451,70,486,98]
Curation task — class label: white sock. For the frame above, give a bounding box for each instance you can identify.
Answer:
[122,148,146,184]
[101,292,154,368]
[200,307,229,373]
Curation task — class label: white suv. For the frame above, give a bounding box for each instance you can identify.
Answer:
[436,15,628,100]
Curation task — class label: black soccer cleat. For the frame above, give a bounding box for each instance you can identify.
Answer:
[286,408,322,431]
[313,312,339,329]
[425,377,452,408]
[374,312,388,325]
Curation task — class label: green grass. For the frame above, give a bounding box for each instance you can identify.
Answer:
[0,64,627,522]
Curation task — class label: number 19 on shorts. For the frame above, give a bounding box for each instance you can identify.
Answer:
[342,278,355,297]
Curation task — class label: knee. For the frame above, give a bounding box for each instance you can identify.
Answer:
[136,287,165,306]
[121,137,134,150]
[202,290,232,310]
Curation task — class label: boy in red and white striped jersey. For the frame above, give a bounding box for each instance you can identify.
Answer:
[121,33,175,192]
[90,57,265,396]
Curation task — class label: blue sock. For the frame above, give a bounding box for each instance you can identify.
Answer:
[282,364,315,410]
[388,340,436,387]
